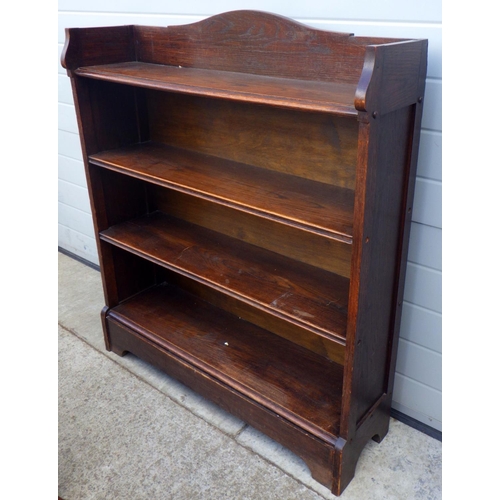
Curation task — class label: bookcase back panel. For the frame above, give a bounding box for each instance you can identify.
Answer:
[163,271,346,365]
[133,12,369,85]
[151,187,352,278]
[147,91,358,189]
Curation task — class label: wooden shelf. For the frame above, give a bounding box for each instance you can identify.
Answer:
[108,282,344,442]
[74,61,358,116]
[89,142,355,242]
[100,211,349,342]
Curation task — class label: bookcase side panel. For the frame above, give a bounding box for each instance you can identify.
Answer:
[69,77,150,307]
[342,106,416,437]
[62,25,135,72]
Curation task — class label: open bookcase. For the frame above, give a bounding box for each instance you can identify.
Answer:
[62,11,427,495]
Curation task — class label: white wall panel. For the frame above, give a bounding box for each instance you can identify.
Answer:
[417,130,442,181]
[58,155,87,187]
[393,373,442,430]
[57,1,442,432]
[421,79,442,131]
[396,339,442,391]
[58,75,73,105]
[59,203,94,239]
[58,44,65,74]
[408,223,442,271]
[58,130,82,161]
[58,179,92,214]
[412,178,442,228]
[58,224,99,265]
[400,302,441,353]
[404,263,442,314]
[58,103,78,134]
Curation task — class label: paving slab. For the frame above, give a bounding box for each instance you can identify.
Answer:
[59,325,323,500]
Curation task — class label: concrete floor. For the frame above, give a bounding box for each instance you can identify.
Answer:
[58,251,442,499]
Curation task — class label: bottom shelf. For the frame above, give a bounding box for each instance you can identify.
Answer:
[107,283,344,442]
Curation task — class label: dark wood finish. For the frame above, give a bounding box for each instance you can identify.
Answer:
[62,11,427,496]
[108,283,344,441]
[355,40,427,114]
[146,92,359,188]
[349,107,414,426]
[131,12,397,84]
[61,25,135,71]
[106,315,338,488]
[152,188,353,277]
[100,211,349,342]
[163,270,346,364]
[89,142,355,241]
[75,61,360,115]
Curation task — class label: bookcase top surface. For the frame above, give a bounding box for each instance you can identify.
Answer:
[62,10,427,114]
[75,61,360,115]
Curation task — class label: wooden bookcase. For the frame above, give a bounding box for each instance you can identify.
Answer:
[62,11,427,495]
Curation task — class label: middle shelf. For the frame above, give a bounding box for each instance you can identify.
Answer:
[100,211,350,343]
[89,141,355,242]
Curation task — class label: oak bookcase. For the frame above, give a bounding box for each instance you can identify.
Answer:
[62,11,427,495]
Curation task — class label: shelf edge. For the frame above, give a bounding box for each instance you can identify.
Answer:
[100,233,348,346]
[107,312,341,446]
[74,66,359,117]
[89,157,354,245]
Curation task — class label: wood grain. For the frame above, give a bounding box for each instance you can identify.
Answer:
[105,315,339,487]
[108,283,345,439]
[89,142,355,241]
[75,61,359,115]
[163,271,346,364]
[133,13,392,85]
[152,188,352,278]
[100,211,349,341]
[148,92,358,188]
